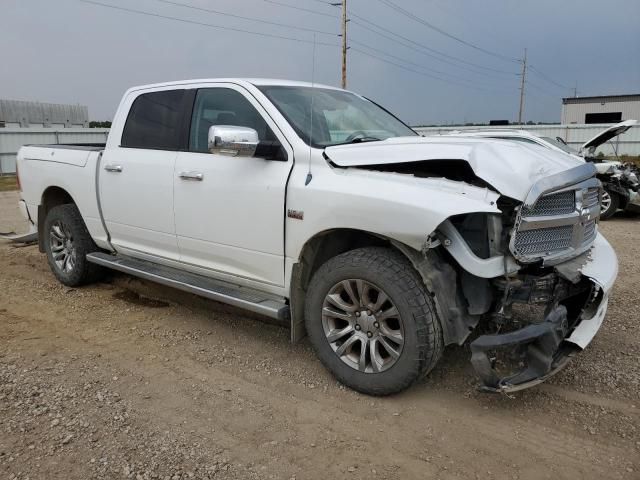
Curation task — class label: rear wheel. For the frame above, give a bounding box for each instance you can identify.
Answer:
[600,189,619,220]
[304,247,443,395]
[44,204,105,286]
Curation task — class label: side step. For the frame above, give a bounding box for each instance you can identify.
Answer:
[87,252,290,321]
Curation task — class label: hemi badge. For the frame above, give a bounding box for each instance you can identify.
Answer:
[287,209,304,220]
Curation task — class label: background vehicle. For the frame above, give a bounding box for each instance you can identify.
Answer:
[443,120,639,219]
[15,79,617,394]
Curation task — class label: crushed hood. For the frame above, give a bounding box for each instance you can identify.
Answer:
[325,136,583,201]
[580,119,637,153]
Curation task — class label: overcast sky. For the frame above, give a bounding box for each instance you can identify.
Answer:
[2,0,639,125]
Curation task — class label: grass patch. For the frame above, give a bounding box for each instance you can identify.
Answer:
[0,175,18,192]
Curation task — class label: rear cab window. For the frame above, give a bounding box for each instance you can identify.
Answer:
[121,90,189,150]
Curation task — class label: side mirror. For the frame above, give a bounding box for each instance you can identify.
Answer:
[208,125,259,157]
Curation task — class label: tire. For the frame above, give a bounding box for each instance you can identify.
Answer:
[600,189,619,220]
[44,204,105,287]
[304,247,443,396]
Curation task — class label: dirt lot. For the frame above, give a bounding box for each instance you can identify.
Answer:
[1,190,638,480]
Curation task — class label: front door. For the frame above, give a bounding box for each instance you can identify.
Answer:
[174,85,293,287]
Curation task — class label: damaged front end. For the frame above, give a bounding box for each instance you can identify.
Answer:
[469,261,603,393]
[434,163,618,393]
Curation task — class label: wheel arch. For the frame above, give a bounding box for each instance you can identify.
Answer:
[290,228,427,343]
[38,186,77,253]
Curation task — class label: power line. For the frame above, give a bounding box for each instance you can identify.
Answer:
[305,0,338,6]
[348,12,518,76]
[78,0,341,47]
[528,65,572,91]
[376,0,519,63]
[526,80,563,99]
[351,47,517,95]
[262,0,338,19]
[350,39,515,89]
[148,0,338,37]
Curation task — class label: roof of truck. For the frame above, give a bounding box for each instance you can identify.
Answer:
[127,78,341,93]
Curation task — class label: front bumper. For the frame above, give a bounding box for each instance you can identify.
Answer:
[471,233,617,393]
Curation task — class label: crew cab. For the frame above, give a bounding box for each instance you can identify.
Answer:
[15,79,618,394]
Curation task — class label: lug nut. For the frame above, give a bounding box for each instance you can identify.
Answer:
[367,332,373,338]
[356,311,361,317]
[355,324,361,331]
[374,322,380,329]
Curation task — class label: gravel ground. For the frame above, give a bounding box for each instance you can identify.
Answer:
[1,191,639,480]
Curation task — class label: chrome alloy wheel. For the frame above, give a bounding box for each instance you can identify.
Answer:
[600,190,612,215]
[322,279,404,373]
[49,221,76,273]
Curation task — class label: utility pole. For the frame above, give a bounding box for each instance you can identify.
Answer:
[331,0,348,88]
[573,82,578,98]
[517,48,527,125]
[340,0,348,88]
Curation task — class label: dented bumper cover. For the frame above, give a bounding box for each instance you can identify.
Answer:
[471,233,617,393]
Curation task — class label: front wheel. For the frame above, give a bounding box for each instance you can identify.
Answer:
[304,247,443,395]
[600,189,619,220]
[44,204,105,287]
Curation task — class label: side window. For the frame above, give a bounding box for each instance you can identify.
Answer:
[189,88,275,153]
[121,90,186,150]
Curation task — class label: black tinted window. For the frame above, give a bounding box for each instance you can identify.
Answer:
[189,88,275,153]
[122,90,186,150]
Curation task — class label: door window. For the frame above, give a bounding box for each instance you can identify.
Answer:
[189,88,276,153]
[121,89,187,150]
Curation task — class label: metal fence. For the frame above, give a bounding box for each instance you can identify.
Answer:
[2,123,639,175]
[414,123,640,156]
[0,128,110,175]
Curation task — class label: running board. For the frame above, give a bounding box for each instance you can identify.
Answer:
[86,252,290,321]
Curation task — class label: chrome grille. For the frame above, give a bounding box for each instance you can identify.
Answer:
[513,225,574,256]
[582,187,600,210]
[522,190,575,217]
[582,219,597,244]
[509,172,601,264]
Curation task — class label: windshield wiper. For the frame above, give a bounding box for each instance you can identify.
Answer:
[349,136,381,144]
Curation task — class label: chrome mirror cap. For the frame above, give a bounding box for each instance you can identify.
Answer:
[208,125,259,157]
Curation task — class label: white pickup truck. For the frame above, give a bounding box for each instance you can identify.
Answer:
[15,78,618,394]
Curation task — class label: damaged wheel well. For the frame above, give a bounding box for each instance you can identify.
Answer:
[289,227,480,347]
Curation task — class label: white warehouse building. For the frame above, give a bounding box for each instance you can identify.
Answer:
[561,94,640,124]
[0,99,108,175]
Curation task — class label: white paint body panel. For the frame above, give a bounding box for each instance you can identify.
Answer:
[99,147,179,260]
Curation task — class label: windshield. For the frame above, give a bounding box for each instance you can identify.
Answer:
[540,137,578,154]
[257,85,416,148]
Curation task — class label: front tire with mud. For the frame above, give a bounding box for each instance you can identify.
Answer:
[305,247,443,396]
[44,204,105,287]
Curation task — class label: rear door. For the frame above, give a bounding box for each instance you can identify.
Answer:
[173,84,293,287]
[99,88,191,261]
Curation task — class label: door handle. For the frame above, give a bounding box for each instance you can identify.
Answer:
[179,171,204,181]
[104,164,123,173]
